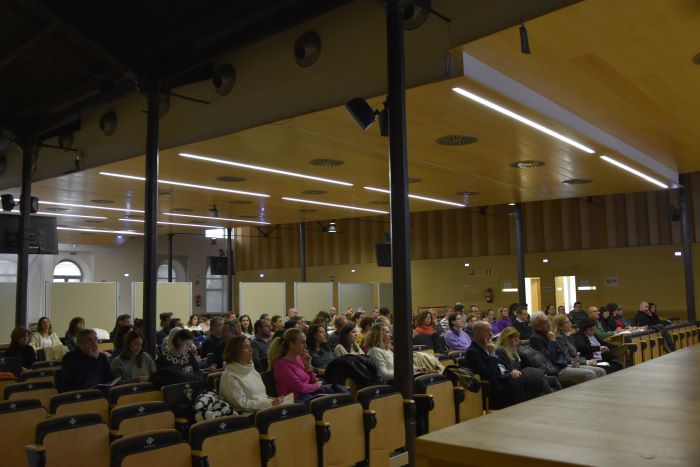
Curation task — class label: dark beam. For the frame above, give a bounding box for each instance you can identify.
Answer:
[514,203,526,306]
[0,25,56,70]
[15,144,37,327]
[679,179,696,322]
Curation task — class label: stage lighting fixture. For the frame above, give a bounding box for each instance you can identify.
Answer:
[346,98,388,135]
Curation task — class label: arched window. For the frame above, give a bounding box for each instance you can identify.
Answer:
[0,259,16,282]
[53,260,83,283]
[206,266,224,313]
[157,263,178,282]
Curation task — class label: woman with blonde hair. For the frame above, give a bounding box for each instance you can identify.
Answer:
[366,323,394,382]
[551,314,606,377]
[495,327,557,397]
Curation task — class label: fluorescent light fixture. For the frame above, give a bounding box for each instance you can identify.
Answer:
[599,156,668,189]
[281,197,388,214]
[674,251,682,257]
[364,186,465,207]
[577,286,597,291]
[99,171,270,198]
[501,288,518,293]
[163,212,269,225]
[464,263,470,267]
[57,227,143,236]
[205,228,227,239]
[38,200,144,214]
[452,87,595,154]
[179,153,354,187]
[542,258,549,263]
[507,203,516,206]
[259,273,265,278]
[38,212,108,220]
[124,273,130,277]
[351,269,356,273]
[119,218,224,229]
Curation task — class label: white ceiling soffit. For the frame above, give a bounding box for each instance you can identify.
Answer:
[460,51,679,185]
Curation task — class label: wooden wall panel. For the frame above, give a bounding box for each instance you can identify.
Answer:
[235,177,700,271]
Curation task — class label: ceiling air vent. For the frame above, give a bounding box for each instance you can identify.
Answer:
[89,199,115,204]
[298,208,317,213]
[510,160,545,169]
[309,158,343,167]
[436,135,478,146]
[217,176,245,183]
[172,207,193,212]
[229,200,252,205]
[302,189,327,195]
[562,178,592,185]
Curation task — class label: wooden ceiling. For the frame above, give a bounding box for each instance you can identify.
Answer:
[17,0,699,246]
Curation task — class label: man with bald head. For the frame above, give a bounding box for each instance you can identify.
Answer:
[461,321,524,409]
[635,301,675,352]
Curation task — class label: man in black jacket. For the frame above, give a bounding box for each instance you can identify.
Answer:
[59,329,113,392]
[528,312,599,385]
[634,302,675,352]
[462,321,523,409]
[512,306,532,340]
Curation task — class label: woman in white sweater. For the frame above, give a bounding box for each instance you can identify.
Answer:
[366,323,394,382]
[219,336,284,414]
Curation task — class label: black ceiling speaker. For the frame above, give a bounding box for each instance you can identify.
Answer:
[212,64,236,96]
[294,31,322,67]
[403,0,431,30]
[99,111,117,136]
[1,194,15,211]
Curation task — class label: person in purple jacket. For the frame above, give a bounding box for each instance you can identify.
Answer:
[492,307,513,334]
[444,314,472,351]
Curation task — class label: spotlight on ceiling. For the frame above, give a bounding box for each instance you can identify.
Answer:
[328,221,337,233]
[345,98,388,136]
[1,194,16,211]
[519,19,531,54]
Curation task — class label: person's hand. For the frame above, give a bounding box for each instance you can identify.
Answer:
[547,331,556,341]
[137,375,149,382]
[510,369,522,379]
[587,359,597,366]
[486,342,496,356]
[601,346,609,352]
[271,396,285,406]
[315,380,322,388]
[614,327,624,334]
[571,361,580,368]
[301,349,313,370]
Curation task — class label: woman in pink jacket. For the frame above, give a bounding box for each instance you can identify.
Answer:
[270,328,348,402]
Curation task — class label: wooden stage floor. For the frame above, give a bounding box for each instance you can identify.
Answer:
[416,345,700,467]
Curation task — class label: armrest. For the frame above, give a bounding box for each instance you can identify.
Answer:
[26,444,46,467]
[109,429,123,440]
[175,417,189,424]
[363,409,377,432]
[190,450,207,467]
[403,399,416,421]
[413,394,435,412]
[260,434,276,461]
[315,421,331,444]
[453,386,466,405]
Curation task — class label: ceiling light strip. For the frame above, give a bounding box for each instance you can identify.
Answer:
[281,197,388,214]
[37,200,144,214]
[162,212,270,225]
[57,227,143,236]
[119,218,225,229]
[364,186,465,207]
[99,172,270,198]
[451,87,595,154]
[37,212,108,220]
[599,155,668,189]
[179,153,354,187]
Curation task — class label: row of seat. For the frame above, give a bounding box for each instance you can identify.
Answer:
[0,383,423,467]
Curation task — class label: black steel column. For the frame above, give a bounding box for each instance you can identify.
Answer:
[15,145,36,327]
[299,222,307,282]
[226,227,234,314]
[514,203,526,306]
[679,182,696,322]
[142,83,160,354]
[386,1,415,464]
[167,234,174,282]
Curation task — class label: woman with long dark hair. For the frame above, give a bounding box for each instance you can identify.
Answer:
[5,326,36,371]
[64,317,85,352]
[332,323,364,357]
[111,330,157,383]
[306,324,333,372]
[239,314,254,339]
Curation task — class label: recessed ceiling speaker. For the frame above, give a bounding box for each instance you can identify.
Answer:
[212,64,236,96]
[294,31,322,67]
[99,111,117,136]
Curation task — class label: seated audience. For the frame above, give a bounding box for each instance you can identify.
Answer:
[6,326,36,371]
[574,318,623,372]
[568,301,587,327]
[495,327,556,398]
[185,315,202,332]
[483,308,495,324]
[462,321,524,409]
[270,328,348,401]
[30,316,63,351]
[111,330,156,383]
[251,319,272,369]
[586,306,621,341]
[511,306,532,340]
[209,320,241,369]
[545,304,557,316]
[306,324,333,372]
[110,324,133,361]
[284,315,306,331]
[60,329,113,391]
[557,305,566,315]
[64,317,85,352]
[270,315,284,332]
[157,328,199,376]
[333,323,365,357]
[635,301,671,327]
[327,315,347,349]
[201,317,224,358]
[220,335,284,413]
[607,303,628,330]
[358,316,375,350]
[110,314,132,341]
[437,308,454,335]
[491,307,512,334]
[550,315,606,378]
[366,323,394,382]
[239,314,254,339]
[155,312,173,346]
[528,312,600,384]
[444,313,471,350]
[463,312,478,338]
[414,309,436,336]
